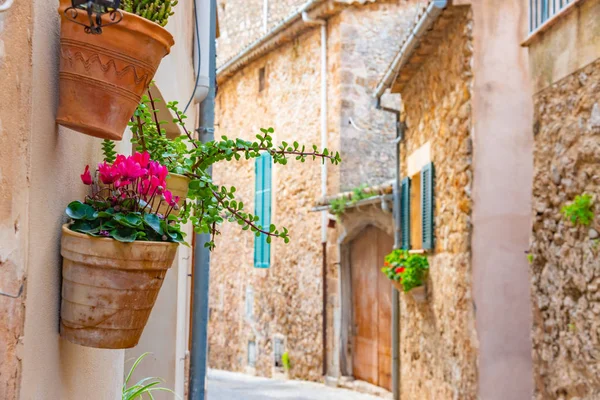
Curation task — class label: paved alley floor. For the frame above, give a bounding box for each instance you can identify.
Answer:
[207,369,384,400]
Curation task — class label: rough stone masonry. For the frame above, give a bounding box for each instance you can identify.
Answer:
[530,58,600,400]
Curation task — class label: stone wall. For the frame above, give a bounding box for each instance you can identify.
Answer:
[530,59,600,400]
[216,0,309,66]
[209,23,339,381]
[338,1,418,190]
[398,8,478,399]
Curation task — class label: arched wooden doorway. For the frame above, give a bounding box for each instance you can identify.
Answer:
[350,225,394,391]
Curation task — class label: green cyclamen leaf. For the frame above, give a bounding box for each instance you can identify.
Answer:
[143,213,164,235]
[70,220,101,234]
[114,213,143,228]
[66,201,96,221]
[110,228,138,243]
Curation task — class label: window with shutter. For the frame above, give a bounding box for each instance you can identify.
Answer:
[421,162,435,250]
[400,177,411,250]
[254,152,272,268]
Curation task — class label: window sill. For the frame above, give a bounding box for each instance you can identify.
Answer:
[522,0,588,47]
[408,249,427,255]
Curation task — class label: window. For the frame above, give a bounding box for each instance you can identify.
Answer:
[258,67,266,92]
[400,162,435,251]
[254,152,272,268]
[530,0,574,32]
[245,286,254,320]
[248,341,256,367]
[273,336,285,368]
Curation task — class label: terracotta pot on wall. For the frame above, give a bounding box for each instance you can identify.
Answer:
[158,173,190,216]
[56,5,174,140]
[59,225,178,349]
[392,281,428,303]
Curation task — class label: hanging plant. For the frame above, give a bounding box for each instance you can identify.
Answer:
[60,153,184,349]
[56,1,176,140]
[382,250,429,301]
[111,93,342,250]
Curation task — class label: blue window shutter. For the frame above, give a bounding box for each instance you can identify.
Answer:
[400,177,411,250]
[421,162,435,251]
[254,153,272,268]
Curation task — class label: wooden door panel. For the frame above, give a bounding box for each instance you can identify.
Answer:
[377,230,394,391]
[351,226,378,385]
[351,226,393,390]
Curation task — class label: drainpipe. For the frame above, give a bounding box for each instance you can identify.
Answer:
[302,10,328,378]
[192,0,211,104]
[189,0,217,398]
[376,97,403,400]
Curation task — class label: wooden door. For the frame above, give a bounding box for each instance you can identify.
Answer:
[350,226,393,391]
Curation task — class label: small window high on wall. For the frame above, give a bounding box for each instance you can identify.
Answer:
[401,162,435,251]
[254,152,272,268]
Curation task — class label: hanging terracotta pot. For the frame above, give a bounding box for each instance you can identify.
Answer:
[158,173,190,216]
[56,5,174,140]
[392,281,428,303]
[60,225,178,349]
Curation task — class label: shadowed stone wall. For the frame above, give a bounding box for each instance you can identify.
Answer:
[530,58,600,400]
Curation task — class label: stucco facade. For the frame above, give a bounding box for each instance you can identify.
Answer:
[526,1,600,398]
[0,1,197,398]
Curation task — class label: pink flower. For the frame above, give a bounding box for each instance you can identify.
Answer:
[98,162,119,185]
[163,190,179,207]
[132,151,151,169]
[117,157,147,180]
[80,165,93,185]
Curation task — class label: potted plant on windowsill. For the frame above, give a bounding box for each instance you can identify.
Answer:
[382,249,429,303]
[56,0,177,140]
[60,152,185,349]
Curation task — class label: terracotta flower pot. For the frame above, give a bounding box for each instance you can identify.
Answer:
[60,224,178,349]
[56,5,175,140]
[158,173,190,216]
[410,285,427,303]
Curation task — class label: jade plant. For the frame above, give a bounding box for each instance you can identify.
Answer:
[103,92,341,250]
[120,0,178,26]
[68,152,185,244]
[561,194,594,226]
[381,249,429,292]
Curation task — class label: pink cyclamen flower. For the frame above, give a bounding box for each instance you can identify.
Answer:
[132,151,151,169]
[163,190,179,207]
[80,165,93,185]
[98,162,120,185]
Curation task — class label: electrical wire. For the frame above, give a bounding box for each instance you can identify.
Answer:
[183,0,202,114]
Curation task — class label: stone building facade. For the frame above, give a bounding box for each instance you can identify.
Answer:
[209,0,420,383]
[525,1,600,398]
[372,0,534,398]
[397,8,478,398]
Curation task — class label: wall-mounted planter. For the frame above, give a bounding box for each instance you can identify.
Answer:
[60,225,178,349]
[56,5,174,140]
[410,285,427,303]
[158,173,190,216]
[392,281,428,303]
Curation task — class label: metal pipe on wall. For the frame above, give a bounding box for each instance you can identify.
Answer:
[189,0,217,398]
[376,98,403,400]
[302,11,328,377]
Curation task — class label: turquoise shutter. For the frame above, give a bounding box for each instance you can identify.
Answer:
[421,162,435,250]
[254,153,272,268]
[400,177,411,250]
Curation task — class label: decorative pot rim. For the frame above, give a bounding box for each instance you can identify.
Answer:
[57,5,175,53]
[62,223,179,248]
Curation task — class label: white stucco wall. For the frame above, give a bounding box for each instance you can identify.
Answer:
[20,1,125,398]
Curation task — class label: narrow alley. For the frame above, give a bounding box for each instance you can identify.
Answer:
[207,370,384,400]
